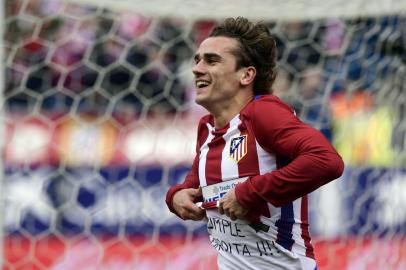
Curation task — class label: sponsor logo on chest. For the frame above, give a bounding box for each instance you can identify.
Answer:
[229,135,248,162]
[202,177,248,203]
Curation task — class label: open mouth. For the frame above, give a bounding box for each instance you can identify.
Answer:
[196,80,211,89]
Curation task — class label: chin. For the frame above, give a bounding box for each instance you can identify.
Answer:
[195,93,206,104]
[195,96,210,107]
[195,98,205,106]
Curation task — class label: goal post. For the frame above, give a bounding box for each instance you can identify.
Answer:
[65,0,406,20]
[0,0,5,268]
[2,0,406,269]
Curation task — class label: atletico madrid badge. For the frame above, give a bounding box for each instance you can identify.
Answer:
[229,135,247,162]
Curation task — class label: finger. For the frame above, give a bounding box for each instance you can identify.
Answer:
[178,210,190,220]
[187,209,205,221]
[218,201,224,215]
[228,212,237,221]
[235,212,246,220]
[224,209,236,220]
[183,199,201,210]
[223,207,236,221]
[191,213,205,221]
[185,205,205,220]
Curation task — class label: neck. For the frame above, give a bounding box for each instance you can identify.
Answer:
[210,95,253,129]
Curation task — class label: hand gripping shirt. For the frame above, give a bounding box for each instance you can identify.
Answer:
[166,95,344,269]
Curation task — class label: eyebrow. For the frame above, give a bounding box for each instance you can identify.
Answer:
[194,53,222,62]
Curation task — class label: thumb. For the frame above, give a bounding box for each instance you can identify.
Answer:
[189,187,202,197]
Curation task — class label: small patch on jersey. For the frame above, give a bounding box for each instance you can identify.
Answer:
[229,135,248,162]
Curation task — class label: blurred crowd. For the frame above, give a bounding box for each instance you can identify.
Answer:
[4,0,405,134]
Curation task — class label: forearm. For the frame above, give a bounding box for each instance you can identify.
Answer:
[166,152,201,216]
[235,150,344,208]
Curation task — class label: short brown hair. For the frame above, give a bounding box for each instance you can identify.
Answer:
[209,17,277,95]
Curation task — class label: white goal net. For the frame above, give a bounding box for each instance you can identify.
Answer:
[2,0,406,269]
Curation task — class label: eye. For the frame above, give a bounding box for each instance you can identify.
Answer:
[193,55,201,65]
[206,58,217,65]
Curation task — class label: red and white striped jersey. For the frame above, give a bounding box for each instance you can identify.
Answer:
[166,94,344,269]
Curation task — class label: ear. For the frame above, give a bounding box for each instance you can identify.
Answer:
[240,66,256,86]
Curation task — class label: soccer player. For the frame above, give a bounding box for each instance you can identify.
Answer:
[166,17,344,269]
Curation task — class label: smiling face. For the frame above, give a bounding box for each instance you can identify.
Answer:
[192,37,249,111]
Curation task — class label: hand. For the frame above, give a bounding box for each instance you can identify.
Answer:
[172,188,206,221]
[218,188,248,221]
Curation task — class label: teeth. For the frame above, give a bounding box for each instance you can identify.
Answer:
[196,81,210,88]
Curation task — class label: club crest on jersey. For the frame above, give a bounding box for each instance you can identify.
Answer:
[229,135,247,162]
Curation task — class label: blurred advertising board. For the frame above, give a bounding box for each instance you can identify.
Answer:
[4,115,197,167]
[4,236,405,270]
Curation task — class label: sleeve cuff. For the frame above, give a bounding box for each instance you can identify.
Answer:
[165,184,186,219]
[235,176,266,210]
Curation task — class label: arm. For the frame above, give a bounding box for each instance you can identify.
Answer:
[165,155,204,220]
[165,117,210,220]
[235,97,344,208]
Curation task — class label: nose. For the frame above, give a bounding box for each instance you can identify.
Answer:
[192,61,205,77]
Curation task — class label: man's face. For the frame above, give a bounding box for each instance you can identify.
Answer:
[192,36,244,108]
